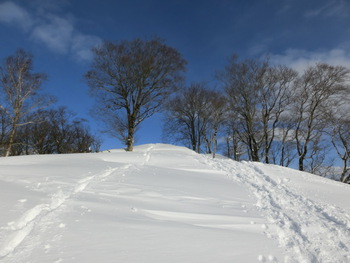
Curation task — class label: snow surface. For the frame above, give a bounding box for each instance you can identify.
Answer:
[0,144,349,262]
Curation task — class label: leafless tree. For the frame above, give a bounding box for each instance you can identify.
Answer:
[291,63,350,171]
[0,49,54,156]
[269,116,297,167]
[218,55,269,161]
[85,38,186,151]
[219,56,297,163]
[0,108,10,155]
[224,120,245,161]
[260,65,297,163]
[15,107,100,155]
[164,83,213,153]
[203,91,227,158]
[329,114,350,183]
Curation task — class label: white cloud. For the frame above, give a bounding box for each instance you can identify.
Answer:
[0,1,33,30]
[71,34,102,61]
[31,15,74,53]
[304,0,350,18]
[0,1,101,62]
[270,48,350,72]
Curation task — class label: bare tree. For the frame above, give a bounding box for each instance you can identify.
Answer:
[17,107,100,155]
[291,63,349,171]
[260,65,297,163]
[0,108,10,155]
[218,56,298,163]
[0,49,54,156]
[218,55,269,161]
[329,114,350,183]
[204,91,227,158]
[164,83,213,153]
[224,119,245,161]
[269,116,297,167]
[85,38,186,151]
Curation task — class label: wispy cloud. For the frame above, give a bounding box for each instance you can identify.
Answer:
[0,1,101,61]
[0,1,33,30]
[304,0,350,18]
[270,48,350,72]
[31,15,74,54]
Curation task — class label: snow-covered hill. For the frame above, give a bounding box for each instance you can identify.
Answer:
[0,144,349,263]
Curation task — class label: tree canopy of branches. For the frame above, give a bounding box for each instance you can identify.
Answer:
[218,56,297,162]
[0,49,55,156]
[330,118,350,183]
[291,63,350,171]
[10,107,100,155]
[85,38,187,151]
[163,83,226,157]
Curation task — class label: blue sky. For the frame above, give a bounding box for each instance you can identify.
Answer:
[0,0,350,150]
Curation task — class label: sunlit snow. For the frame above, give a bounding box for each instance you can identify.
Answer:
[0,144,349,262]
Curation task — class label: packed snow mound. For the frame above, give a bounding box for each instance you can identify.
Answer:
[0,144,349,263]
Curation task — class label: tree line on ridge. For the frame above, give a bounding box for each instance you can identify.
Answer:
[1,38,349,183]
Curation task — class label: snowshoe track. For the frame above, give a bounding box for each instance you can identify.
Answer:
[204,156,350,263]
[0,166,120,259]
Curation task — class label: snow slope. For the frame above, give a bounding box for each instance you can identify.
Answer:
[0,144,349,262]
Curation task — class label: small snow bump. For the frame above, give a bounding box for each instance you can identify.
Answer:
[58,223,66,228]
[18,199,27,203]
[268,255,276,261]
[250,221,255,225]
[44,244,51,250]
[257,255,266,262]
[131,207,138,212]
[261,224,268,229]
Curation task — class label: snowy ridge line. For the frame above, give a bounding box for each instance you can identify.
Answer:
[202,156,350,263]
[0,166,121,259]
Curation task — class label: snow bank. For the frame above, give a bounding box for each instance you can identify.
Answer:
[0,144,349,262]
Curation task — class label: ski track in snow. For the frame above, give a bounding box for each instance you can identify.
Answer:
[203,156,350,263]
[0,146,156,260]
[0,166,122,259]
[143,144,154,164]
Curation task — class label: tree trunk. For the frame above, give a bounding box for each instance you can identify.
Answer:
[126,126,135,151]
[212,131,217,159]
[125,112,136,151]
[340,159,348,183]
[298,155,304,171]
[5,125,16,157]
[251,139,260,162]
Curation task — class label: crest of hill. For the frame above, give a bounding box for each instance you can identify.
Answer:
[0,143,349,262]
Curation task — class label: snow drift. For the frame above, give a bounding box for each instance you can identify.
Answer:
[0,144,349,262]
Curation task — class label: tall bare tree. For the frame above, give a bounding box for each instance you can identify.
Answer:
[219,56,298,163]
[218,55,269,161]
[14,107,100,155]
[85,38,186,151]
[203,91,227,158]
[330,119,350,183]
[291,63,349,171]
[164,83,213,153]
[260,65,297,163]
[0,49,54,156]
[0,108,10,154]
